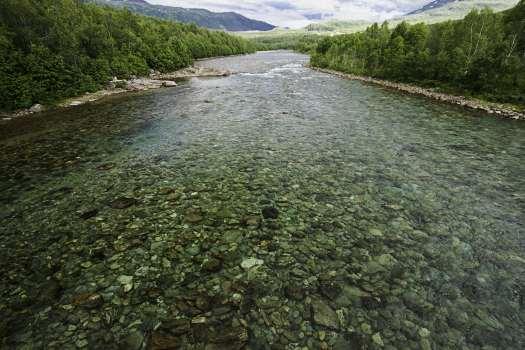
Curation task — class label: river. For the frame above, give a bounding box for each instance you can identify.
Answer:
[1,51,524,349]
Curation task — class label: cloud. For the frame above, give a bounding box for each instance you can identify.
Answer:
[303,13,326,21]
[266,1,297,11]
[148,0,430,28]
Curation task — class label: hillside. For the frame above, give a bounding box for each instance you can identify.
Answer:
[304,20,370,33]
[403,0,519,24]
[89,0,275,32]
[302,0,519,33]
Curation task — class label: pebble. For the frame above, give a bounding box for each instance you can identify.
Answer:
[72,293,103,309]
[79,209,98,220]
[369,228,383,237]
[241,257,264,270]
[110,197,138,209]
[202,257,223,272]
[75,339,88,348]
[121,331,144,350]
[372,332,384,346]
[421,338,432,350]
[419,327,430,338]
[117,275,134,292]
[185,208,204,223]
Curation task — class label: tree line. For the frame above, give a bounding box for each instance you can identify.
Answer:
[250,34,323,54]
[311,1,525,106]
[0,0,257,111]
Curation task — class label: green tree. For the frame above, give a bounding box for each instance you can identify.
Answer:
[310,2,525,106]
[0,0,256,111]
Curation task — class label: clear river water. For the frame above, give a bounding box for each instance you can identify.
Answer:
[0,51,524,349]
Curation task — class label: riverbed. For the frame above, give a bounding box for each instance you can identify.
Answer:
[1,51,524,349]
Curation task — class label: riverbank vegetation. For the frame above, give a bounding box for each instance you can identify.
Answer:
[0,0,256,111]
[249,33,323,53]
[311,1,525,107]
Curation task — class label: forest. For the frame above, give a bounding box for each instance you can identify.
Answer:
[249,33,323,53]
[311,1,525,106]
[0,0,257,111]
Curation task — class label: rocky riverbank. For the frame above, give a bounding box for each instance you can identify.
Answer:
[0,67,231,121]
[312,67,525,121]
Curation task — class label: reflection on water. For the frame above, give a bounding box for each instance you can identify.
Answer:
[1,51,524,349]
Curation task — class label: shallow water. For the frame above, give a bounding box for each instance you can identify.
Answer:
[1,51,524,349]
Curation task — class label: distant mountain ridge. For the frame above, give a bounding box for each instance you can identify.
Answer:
[89,0,276,32]
[402,0,519,23]
[303,0,518,33]
[408,0,457,15]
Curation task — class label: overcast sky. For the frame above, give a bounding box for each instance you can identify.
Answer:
[148,0,431,28]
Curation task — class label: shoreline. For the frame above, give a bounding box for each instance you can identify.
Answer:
[312,67,525,121]
[0,66,231,122]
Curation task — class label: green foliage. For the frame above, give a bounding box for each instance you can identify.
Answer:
[311,4,525,106]
[0,0,256,111]
[505,0,525,52]
[251,34,324,54]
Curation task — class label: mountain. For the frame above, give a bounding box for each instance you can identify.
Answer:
[402,0,520,24]
[408,0,456,15]
[302,0,519,34]
[89,0,276,32]
[304,20,370,33]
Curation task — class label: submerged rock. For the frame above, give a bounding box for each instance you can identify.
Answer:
[421,338,432,350]
[186,244,201,256]
[72,293,103,309]
[79,209,99,220]
[284,283,306,300]
[376,253,397,267]
[39,279,63,303]
[117,275,134,293]
[261,206,279,219]
[185,207,204,223]
[319,276,342,300]
[208,326,248,349]
[202,257,223,272]
[311,299,339,329]
[121,331,144,350]
[149,331,180,350]
[372,333,384,347]
[419,327,430,338]
[241,215,261,227]
[110,197,138,209]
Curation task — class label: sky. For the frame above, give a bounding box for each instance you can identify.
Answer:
[148,0,432,28]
